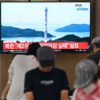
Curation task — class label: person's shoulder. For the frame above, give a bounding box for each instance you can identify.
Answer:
[12,55,27,62]
[88,50,100,57]
[26,67,39,75]
[88,52,100,64]
[54,67,66,74]
[14,54,26,59]
[14,54,35,60]
[15,54,34,58]
[88,53,97,58]
[10,55,21,63]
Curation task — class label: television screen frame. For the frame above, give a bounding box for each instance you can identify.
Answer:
[0,0,95,54]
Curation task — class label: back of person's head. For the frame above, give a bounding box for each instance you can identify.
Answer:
[27,42,41,57]
[37,46,55,67]
[91,37,100,48]
[74,59,98,88]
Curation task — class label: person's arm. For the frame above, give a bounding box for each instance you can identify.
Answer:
[25,92,34,100]
[1,61,14,100]
[61,90,69,100]
[24,72,34,100]
[60,71,70,100]
[1,83,10,100]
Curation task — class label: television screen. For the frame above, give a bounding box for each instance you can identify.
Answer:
[1,2,92,53]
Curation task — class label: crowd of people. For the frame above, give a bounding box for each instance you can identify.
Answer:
[1,37,100,100]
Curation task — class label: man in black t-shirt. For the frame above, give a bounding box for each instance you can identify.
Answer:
[24,46,70,100]
[88,37,100,77]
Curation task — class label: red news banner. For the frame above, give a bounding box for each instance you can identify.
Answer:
[3,42,88,50]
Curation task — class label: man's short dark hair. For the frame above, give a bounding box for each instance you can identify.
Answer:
[27,42,40,56]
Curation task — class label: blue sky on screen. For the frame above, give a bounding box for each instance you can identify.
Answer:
[1,2,90,29]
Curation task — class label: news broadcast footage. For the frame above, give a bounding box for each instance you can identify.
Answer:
[1,2,90,53]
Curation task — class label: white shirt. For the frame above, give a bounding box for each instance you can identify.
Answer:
[7,55,39,100]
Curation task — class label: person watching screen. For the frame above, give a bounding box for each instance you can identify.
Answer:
[72,59,100,100]
[1,43,41,100]
[24,46,70,100]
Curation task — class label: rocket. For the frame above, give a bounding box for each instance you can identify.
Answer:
[44,7,48,42]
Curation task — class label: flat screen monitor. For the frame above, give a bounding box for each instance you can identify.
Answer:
[0,1,94,54]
